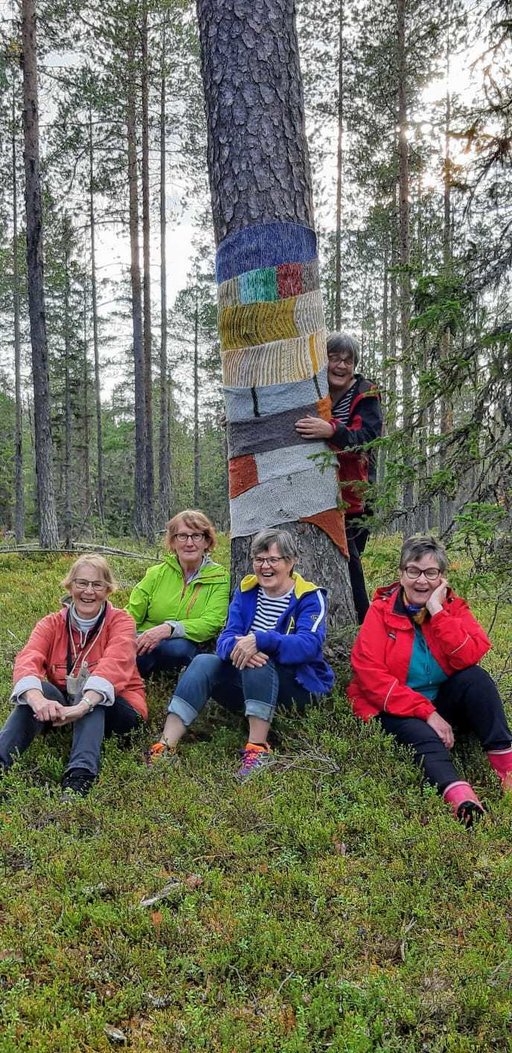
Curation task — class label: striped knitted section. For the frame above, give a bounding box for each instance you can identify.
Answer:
[218,259,320,308]
[222,331,325,388]
[224,369,328,422]
[230,465,340,537]
[216,220,346,550]
[219,290,324,351]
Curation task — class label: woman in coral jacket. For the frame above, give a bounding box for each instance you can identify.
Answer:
[348,535,512,825]
[149,528,334,779]
[0,555,146,798]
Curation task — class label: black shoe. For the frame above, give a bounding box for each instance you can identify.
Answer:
[457,800,486,828]
[61,768,95,799]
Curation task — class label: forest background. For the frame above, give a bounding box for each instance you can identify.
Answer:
[0,0,510,557]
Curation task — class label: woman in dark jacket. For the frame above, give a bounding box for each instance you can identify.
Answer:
[149,528,333,780]
[348,535,512,825]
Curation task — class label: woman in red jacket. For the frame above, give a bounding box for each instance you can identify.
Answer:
[0,555,146,798]
[348,535,512,825]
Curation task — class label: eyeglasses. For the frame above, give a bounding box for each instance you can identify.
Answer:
[73,578,108,590]
[328,352,353,365]
[253,556,285,567]
[403,566,441,581]
[173,532,206,543]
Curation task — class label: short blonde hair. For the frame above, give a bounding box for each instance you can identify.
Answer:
[165,509,217,552]
[61,554,117,594]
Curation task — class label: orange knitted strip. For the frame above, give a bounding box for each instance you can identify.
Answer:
[301,508,349,558]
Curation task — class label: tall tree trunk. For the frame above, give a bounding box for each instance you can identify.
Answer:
[82,281,91,521]
[334,0,344,329]
[127,45,149,539]
[397,0,414,529]
[21,0,59,547]
[193,290,200,506]
[12,78,25,542]
[63,218,73,546]
[439,38,454,535]
[197,0,355,628]
[141,0,155,541]
[159,22,172,526]
[88,103,104,525]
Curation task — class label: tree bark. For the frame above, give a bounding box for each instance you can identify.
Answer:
[439,37,454,535]
[196,0,355,630]
[126,45,149,539]
[193,290,200,506]
[12,77,25,542]
[197,0,315,243]
[63,218,73,547]
[159,23,172,526]
[141,0,155,541]
[334,0,344,330]
[21,0,59,547]
[88,103,104,525]
[397,0,414,527]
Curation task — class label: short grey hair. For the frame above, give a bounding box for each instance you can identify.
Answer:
[250,529,298,563]
[327,331,360,367]
[399,535,448,573]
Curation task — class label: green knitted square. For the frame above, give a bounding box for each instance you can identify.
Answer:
[239,267,278,304]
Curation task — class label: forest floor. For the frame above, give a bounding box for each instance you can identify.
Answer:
[0,538,511,1053]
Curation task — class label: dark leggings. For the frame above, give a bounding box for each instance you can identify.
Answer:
[346,517,370,624]
[378,666,512,792]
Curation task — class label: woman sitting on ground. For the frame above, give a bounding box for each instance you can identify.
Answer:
[126,510,230,678]
[0,555,146,798]
[348,534,512,825]
[149,528,334,780]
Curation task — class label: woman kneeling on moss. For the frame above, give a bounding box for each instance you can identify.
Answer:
[348,534,512,825]
[0,555,146,798]
[149,528,334,780]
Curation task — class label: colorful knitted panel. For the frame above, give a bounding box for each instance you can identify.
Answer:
[216,220,345,549]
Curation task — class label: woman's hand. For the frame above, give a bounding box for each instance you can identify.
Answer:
[136,624,172,654]
[426,578,449,616]
[427,711,454,749]
[230,633,258,669]
[52,691,102,726]
[295,415,334,440]
[29,696,67,723]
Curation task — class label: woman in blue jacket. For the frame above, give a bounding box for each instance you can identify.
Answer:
[149,528,334,779]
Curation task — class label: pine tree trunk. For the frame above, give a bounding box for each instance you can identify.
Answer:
[159,24,172,527]
[21,0,59,547]
[141,0,155,541]
[193,291,200,506]
[397,0,414,529]
[196,0,355,630]
[88,104,104,525]
[127,50,149,539]
[63,219,73,547]
[12,79,25,542]
[439,42,454,535]
[334,0,344,330]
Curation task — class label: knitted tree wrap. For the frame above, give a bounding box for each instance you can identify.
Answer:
[216,220,345,550]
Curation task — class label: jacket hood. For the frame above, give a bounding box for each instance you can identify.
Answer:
[240,571,323,598]
[163,551,228,581]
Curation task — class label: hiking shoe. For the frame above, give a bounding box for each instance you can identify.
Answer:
[236,743,274,782]
[147,741,178,767]
[61,768,95,799]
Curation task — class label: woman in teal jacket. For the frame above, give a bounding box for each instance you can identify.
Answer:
[126,510,230,678]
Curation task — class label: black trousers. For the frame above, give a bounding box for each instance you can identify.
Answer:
[378,666,512,793]
[346,516,370,624]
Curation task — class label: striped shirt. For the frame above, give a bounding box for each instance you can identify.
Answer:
[331,383,357,425]
[250,587,294,632]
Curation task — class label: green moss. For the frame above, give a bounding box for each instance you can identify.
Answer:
[0,543,511,1051]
